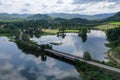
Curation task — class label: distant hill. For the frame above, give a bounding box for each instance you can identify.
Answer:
[105,12,120,22]
[26,14,52,20]
[0,13,29,20]
[69,18,88,24]
[53,17,90,26]
[0,13,116,21]
[48,13,115,20]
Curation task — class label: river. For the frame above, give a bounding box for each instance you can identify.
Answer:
[31,30,110,61]
[0,30,110,80]
[0,37,80,80]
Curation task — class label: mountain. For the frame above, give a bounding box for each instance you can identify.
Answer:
[0,13,29,20]
[26,14,52,20]
[52,17,89,26]
[0,13,115,21]
[105,12,120,21]
[48,13,115,20]
[69,18,88,24]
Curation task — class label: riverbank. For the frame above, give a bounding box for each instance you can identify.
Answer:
[95,23,120,69]
[108,47,120,65]
[75,61,120,80]
[108,52,120,64]
[0,33,15,42]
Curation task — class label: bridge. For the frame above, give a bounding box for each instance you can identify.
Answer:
[18,31,120,73]
[44,49,120,73]
[44,49,79,64]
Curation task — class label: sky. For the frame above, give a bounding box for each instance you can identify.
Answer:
[0,0,120,15]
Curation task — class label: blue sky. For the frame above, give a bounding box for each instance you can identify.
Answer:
[0,0,120,15]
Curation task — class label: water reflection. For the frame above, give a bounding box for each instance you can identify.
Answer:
[0,37,80,80]
[31,30,110,61]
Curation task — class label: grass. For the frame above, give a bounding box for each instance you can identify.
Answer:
[108,46,120,66]
[0,33,15,42]
[96,22,120,30]
[109,22,120,25]
[41,29,59,35]
[96,24,119,30]
[41,29,79,35]
[0,33,13,37]
[65,30,79,33]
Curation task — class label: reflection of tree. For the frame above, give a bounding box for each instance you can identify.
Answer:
[41,54,47,61]
[78,27,88,42]
[56,27,66,39]
[57,32,66,39]
[81,34,87,42]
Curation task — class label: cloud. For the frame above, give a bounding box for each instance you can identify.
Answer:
[24,3,31,7]
[0,2,2,5]
[20,8,30,13]
[57,0,64,4]
[72,0,120,4]
[71,0,120,14]
[0,62,27,80]
[0,0,119,15]
[0,53,11,60]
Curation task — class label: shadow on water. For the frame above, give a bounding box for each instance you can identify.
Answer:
[17,41,75,65]
[22,50,76,66]
[41,53,76,65]
[78,34,87,43]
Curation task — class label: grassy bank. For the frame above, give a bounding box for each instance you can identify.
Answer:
[41,29,59,35]
[0,33,13,37]
[96,22,120,30]
[41,29,79,35]
[108,46,120,65]
[0,33,15,42]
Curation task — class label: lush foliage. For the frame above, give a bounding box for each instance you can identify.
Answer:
[75,61,120,80]
[106,27,120,47]
[83,51,92,60]
[106,27,120,66]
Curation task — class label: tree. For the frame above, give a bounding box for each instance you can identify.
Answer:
[78,27,88,42]
[83,51,92,60]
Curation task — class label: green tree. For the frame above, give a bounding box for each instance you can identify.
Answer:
[83,51,92,60]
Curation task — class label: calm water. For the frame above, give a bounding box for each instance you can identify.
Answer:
[31,30,110,61]
[0,37,80,80]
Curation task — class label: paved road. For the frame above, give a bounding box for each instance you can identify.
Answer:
[79,58,120,73]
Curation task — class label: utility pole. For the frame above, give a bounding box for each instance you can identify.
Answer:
[94,51,95,59]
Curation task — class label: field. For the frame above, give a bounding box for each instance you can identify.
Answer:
[41,29,79,35]
[110,22,120,25]
[41,29,59,35]
[96,22,120,30]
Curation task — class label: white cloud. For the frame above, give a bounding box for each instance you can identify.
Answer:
[0,62,27,80]
[0,0,119,15]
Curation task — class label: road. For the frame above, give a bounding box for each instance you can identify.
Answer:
[79,58,120,73]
